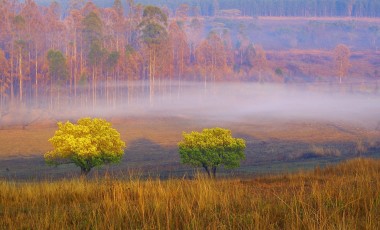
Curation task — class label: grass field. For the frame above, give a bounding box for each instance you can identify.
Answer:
[0,115,379,180]
[1,158,380,229]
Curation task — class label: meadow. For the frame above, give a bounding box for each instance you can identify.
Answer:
[1,158,380,229]
[1,114,380,180]
[1,83,379,228]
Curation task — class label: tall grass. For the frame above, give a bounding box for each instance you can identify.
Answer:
[1,158,380,229]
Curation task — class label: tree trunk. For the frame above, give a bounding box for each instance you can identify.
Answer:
[74,28,77,105]
[80,167,91,176]
[18,47,23,103]
[50,77,53,110]
[203,165,211,177]
[35,46,38,107]
[212,166,217,178]
[339,61,343,84]
[10,49,14,103]
[92,68,95,110]
[149,49,153,105]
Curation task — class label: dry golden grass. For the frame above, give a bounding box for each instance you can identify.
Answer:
[1,158,380,229]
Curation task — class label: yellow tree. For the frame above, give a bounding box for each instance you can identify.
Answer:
[45,118,126,176]
[334,44,351,83]
[178,127,246,178]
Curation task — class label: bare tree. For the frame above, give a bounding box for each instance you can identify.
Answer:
[253,45,267,83]
[334,44,350,84]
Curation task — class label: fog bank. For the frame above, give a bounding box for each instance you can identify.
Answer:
[1,82,380,129]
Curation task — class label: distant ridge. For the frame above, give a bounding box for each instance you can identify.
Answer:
[32,0,380,18]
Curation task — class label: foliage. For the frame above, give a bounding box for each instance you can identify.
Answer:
[106,51,120,70]
[44,117,126,175]
[244,43,256,68]
[140,22,167,45]
[125,44,135,57]
[178,127,246,177]
[82,11,103,44]
[275,67,283,76]
[12,14,25,30]
[139,5,168,45]
[88,41,105,66]
[1,0,380,111]
[47,49,68,84]
[142,5,168,26]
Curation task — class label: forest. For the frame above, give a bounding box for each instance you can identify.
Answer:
[34,0,380,18]
[0,0,380,115]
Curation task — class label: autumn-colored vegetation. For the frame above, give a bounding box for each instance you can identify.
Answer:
[1,158,380,229]
[1,0,380,115]
[45,118,126,175]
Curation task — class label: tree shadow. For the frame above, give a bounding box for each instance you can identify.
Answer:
[1,135,369,181]
[0,138,193,181]
[0,156,78,181]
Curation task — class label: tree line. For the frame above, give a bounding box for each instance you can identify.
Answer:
[0,0,352,112]
[109,0,380,17]
[35,0,380,18]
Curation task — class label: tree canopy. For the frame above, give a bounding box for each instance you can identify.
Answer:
[139,5,168,45]
[178,127,246,177]
[47,49,68,85]
[44,117,126,176]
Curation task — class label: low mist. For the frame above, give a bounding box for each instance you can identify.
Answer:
[1,82,380,129]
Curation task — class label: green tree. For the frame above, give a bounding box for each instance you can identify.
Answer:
[82,11,103,108]
[47,49,69,109]
[82,11,102,43]
[178,127,246,178]
[47,49,68,85]
[45,118,126,176]
[139,5,168,104]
